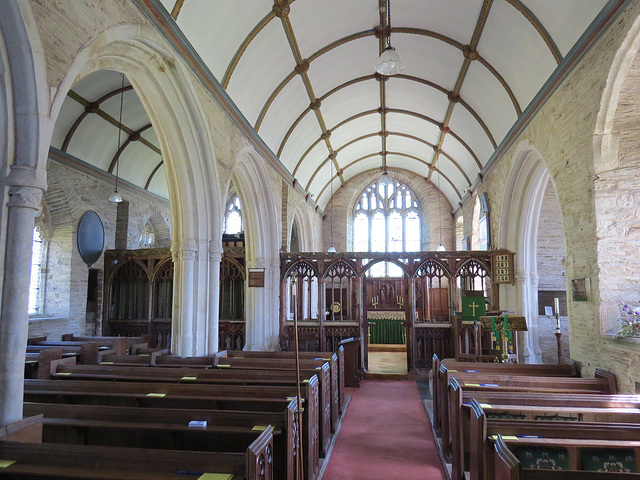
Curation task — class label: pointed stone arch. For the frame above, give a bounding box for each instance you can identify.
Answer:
[47,24,223,356]
[290,203,315,252]
[498,140,558,363]
[232,146,280,350]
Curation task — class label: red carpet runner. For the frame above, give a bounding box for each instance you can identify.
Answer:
[323,380,444,480]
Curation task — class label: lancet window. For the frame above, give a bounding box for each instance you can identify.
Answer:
[225,196,243,234]
[28,226,47,315]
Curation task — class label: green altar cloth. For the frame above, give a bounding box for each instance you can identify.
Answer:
[369,318,406,344]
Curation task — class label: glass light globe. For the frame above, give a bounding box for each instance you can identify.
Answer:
[436,244,447,252]
[379,171,394,187]
[327,245,337,253]
[375,46,405,76]
[109,190,123,203]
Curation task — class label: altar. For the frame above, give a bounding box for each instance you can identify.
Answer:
[367,311,405,344]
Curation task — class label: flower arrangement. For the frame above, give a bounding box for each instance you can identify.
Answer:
[617,303,640,338]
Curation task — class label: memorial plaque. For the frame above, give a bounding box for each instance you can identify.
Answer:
[76,210,105,267]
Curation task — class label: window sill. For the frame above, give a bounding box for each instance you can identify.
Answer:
[28,316,66,323]
[603,333,640,345]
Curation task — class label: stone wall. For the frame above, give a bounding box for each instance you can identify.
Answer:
[323,169,455,252]
[475,0,640,391]
[29,158,170,340]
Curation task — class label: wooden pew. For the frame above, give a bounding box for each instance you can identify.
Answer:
[448,378,640,480]
[62,334,147,355]
[217,356,339,435]
[23,402,291,479]
[0,427,274,480]
[24,378,320,480]
[224,348,346,415]
[24,348,76,380]
[155,355,217,367]
[339,337,363,387]
[26,342,100,366]
[50,361,333,458]
[437,364,616,461]
[492,433,640,479]
[431,354,579,435]
[30,337,131,356]
[469,399,640,480]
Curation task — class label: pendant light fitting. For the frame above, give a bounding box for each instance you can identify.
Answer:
[109,73,125,203]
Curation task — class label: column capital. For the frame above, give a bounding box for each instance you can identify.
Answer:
[209,240,223,260]
[7,186,42,210]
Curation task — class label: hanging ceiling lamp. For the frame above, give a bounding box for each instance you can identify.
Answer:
[109,73,125,203]
[375,0,405,76]
[378,168,394,187]
[328,158,337,253]
[436,163,446,251]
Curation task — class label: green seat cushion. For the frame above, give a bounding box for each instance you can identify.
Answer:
[487,412,527,420]
[582,449,637,473]
[534,414,579,422]
[514,446,570,470]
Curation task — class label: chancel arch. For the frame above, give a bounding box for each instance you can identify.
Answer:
[47,24,223,357]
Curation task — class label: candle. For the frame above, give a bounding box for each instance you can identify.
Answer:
[554,298,560,316]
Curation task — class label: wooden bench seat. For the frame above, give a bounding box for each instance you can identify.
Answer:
[492,433,640,479]
[24,378,320,480]
[223,348,346,414]
[469,399,640,480]
[50,361,334,458]
[21,404,289,479]
[0,432,273,480]
[216,356,340,434]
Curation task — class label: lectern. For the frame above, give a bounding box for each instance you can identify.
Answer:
[478,314,527,362]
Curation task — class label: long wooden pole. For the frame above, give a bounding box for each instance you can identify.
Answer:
[292,276,305,479]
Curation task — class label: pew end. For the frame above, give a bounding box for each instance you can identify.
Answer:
[595,368,617,394]
[0,415,43,443]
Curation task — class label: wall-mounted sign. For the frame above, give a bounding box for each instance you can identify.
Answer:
[248,268,265,287]
[491,251,515,284]
[77,210,105,268]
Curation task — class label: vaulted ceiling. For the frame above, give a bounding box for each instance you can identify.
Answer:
[52,0,615,209]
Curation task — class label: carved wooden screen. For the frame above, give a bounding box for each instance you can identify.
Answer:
[109,260,150,321]
[153,260,173,319]
[286,261,318,322]
[323,260,356,321]
[456,259,492,309]
[415,260,450,322]
[220,256,245,321]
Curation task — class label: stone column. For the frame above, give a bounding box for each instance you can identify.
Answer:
[514,269,541,363]
[207,240,223,353]
[171,239,197,356]
[0,183,43,425]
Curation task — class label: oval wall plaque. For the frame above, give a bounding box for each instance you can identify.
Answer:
[77,210,105,267]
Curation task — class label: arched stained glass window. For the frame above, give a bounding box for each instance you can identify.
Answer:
[225,196,243,234]
[353,181,420,253]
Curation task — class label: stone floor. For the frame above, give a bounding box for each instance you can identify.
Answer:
[368,344,408,376]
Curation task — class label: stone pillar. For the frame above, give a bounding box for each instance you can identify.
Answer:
[244,257,280,351]
[171,239,197,356]
[207,240,223,353]
[514,269,541,363]
[0,183,43,425]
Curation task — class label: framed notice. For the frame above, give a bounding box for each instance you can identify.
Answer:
[491,251,515,284]
[248,268,265,287]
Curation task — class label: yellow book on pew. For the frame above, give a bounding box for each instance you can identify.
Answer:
[464,383,481,387]
[217,364,230,368]
[0,460,16,468]
[492,435,519,441]
[479,403,492,409]
[56,372,71,376]
[100,361,114,365]
[146,393,166,397]
[198,474,233,480]
[181,376,198,380]
[252,425,275,432]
